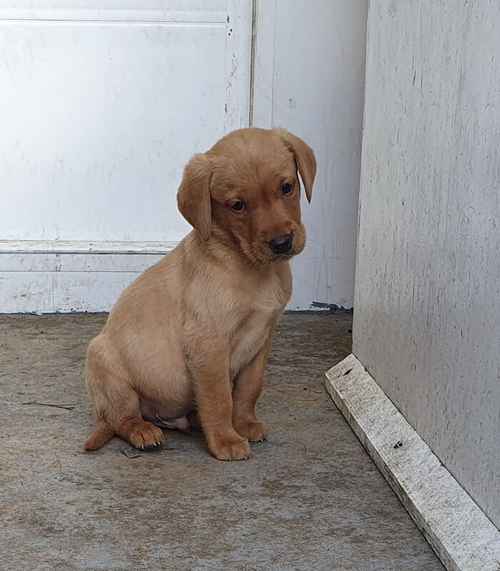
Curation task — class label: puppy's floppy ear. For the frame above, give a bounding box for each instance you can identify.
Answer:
[276,129,317,202]
[177,153,212,240]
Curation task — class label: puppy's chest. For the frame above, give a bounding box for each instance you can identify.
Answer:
[227,270,289,376]
[229,310,276,377]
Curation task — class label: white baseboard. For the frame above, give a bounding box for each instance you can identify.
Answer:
[325,354,500,571]
[0,240,176,313]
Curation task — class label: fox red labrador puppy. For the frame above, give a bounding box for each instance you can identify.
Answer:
[84,128,316,460]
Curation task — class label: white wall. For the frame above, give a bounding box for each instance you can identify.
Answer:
[253,0,368,309]
[0,0,368,312]
[354,1,500,527]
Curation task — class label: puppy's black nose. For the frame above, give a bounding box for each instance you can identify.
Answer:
[269,233,293,255]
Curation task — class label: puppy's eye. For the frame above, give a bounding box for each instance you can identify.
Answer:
[281,182,293,195]
[230,200,246,212]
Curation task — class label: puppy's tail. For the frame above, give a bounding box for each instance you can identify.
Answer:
[84,419,115,451]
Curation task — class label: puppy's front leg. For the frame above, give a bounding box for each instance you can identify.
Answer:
[232,337,272,442]
[188,346,250,461]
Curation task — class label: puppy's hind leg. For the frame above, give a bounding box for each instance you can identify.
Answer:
[84,338,165,451]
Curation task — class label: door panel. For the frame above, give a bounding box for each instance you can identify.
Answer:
[0,1,250,242]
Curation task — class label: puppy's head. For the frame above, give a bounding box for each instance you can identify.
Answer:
[177,128,316,264]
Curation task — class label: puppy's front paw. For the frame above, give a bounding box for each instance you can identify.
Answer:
[128,421,166,450]
[235,419,268,442]
[208,431,251,461]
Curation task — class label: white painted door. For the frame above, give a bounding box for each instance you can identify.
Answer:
[0,0,251,312]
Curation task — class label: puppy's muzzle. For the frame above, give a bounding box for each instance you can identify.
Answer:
[269,233,294,256]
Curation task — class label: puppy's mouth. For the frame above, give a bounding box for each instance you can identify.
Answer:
[248,244,296,265]
[238,229,305,265]
[270,250,296,261]
[264,245,303,264]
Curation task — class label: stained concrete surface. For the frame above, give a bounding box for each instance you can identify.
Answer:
[1,313,443,571]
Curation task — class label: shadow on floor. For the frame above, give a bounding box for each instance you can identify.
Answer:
[0,312,443,570]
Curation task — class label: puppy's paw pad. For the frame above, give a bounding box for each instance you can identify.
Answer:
[235,420,268,443]
[129,422,166,450]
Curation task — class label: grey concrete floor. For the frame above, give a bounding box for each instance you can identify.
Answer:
[1,313,443,571]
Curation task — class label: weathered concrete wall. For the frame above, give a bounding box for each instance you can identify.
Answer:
[354,1,500,527]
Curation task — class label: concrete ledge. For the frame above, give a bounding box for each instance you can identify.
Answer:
[325,354,500,571]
